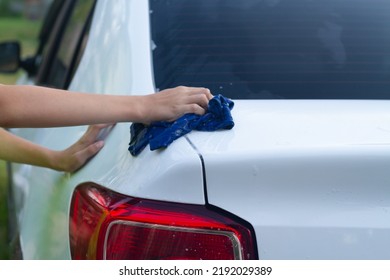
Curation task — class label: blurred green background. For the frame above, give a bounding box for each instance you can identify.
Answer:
[0,0,43,85]
[0,0,51,259]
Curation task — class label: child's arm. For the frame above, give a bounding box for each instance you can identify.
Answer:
[0,125,107,172]
[0,85,212,128]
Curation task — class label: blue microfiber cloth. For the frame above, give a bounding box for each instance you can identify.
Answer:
[128,94,234,156]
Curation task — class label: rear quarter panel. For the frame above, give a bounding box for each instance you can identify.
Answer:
[10,0,205,259]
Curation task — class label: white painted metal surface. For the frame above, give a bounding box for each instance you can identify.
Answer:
[188,100,390,259]
[11,0,205,259]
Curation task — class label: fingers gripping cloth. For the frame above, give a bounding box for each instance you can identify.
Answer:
[128,94,234,156]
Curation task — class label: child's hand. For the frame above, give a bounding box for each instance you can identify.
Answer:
[141,86,213,124]
[51,124,111,172]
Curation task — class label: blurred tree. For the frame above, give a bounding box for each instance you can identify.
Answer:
[0,0,53,19]
[24,0,53,20]
[0,0,22,17]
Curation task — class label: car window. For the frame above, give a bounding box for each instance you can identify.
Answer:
[33,0,74,81]
[150,0,390,99]
[36,0,66,56]
[43,0,95,89]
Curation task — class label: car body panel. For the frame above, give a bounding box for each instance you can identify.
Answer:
[10,0,205,259]
[188,100,390,259]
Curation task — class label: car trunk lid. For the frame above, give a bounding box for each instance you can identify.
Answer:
[187,99,390,259]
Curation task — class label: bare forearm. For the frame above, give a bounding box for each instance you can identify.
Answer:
[0,125,107,172]
[0,128,56,169]
[0,84,212,128]
[0,85,143,128]
[0,84,213,171]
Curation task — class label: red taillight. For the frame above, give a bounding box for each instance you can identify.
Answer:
[70,183,256,260]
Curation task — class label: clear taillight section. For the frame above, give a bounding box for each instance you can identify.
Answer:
[69,183,257,260]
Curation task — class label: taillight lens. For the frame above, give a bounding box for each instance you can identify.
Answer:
[70,183,256,260]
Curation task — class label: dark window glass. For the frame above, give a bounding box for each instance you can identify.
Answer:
[150,0,390,99]
[37,0,66,56]
[45,0,95,89]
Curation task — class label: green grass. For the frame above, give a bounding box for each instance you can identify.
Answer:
[0,161,9,259]
[0,17,41,85]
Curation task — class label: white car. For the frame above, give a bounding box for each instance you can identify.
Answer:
[2,0,390,260]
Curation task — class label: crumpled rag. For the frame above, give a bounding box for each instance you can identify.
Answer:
[128,94,234,156]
